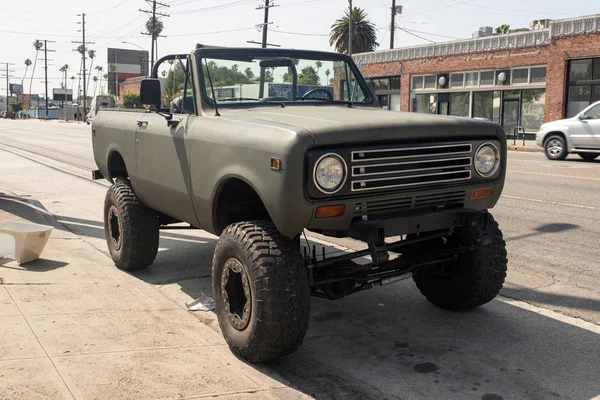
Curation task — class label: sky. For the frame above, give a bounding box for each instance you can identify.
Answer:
[0,0,597,97]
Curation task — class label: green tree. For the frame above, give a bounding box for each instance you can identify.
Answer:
[244,68,254,80]
[86,49,96,91]
[203,61,252,87]
[330,7,379,54]
[146,17,164,56]
[298,66,320,85]
[166,63,187,102]
[122,90,142,108]
[494,24,510,35]
[10,102,24,112]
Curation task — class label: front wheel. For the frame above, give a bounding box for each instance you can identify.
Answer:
[412,213,508,311]
[578,152,599,161]
[212,221,311,363]
[104,178,159,271]
[544,135,568,160]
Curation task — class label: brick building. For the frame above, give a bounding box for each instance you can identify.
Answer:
[355,14,600,133]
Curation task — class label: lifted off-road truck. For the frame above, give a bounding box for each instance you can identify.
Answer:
[92,45,508,363]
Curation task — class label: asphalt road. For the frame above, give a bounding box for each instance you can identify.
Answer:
[1,119,599,399]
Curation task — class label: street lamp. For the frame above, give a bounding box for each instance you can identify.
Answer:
[121,41,144,51]
[121,42,149,76]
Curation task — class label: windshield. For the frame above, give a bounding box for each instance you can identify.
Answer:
[199,53,370,106]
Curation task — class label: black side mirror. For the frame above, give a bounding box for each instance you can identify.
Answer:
[140,79,162,108]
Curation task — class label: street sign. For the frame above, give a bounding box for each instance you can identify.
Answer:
[21,103,26,110]
[10,83,23,94]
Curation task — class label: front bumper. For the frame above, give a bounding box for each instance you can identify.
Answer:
[306,182,500,237]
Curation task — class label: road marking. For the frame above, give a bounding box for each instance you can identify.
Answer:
[498,296,600,334]
[502,195,598,211]
[508,170,600,181]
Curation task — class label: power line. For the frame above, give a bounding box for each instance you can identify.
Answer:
[398,27,435,43]
[270,29,328,37]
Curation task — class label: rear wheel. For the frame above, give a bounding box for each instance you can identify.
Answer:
[578,152,599,161]
[212,221,311,363]
[411,213,508,311]
[103,178,159,271]
[544,135,568,160]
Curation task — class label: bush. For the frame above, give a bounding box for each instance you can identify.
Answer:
[122,90,142,109]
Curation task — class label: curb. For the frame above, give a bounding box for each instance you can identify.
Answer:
[508,145,542,152]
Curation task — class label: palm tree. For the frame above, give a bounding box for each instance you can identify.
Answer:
[29,40,44,103]
[102,74,108,94]
[86,50,96,94]
[146,17,164,58]
[22,59,32,87]
[70,76,76,90]
[494,24,510,35]
[325,69,331,85]
[93,76,99,96]
[330,7,378,55]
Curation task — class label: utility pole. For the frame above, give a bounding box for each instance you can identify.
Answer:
[348,0,353,56]
[390,2,402,49]
[73,14,94,121]
[36,40,55,119]
[140,0,170,74]
[1,63,15,112]
[248,0,279,98]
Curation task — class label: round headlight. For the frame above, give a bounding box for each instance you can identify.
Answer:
[314,154,346,194]
[474,143,499,177]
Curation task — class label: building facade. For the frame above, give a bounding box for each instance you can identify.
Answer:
[107,48,149,98]
[356,14,600,133]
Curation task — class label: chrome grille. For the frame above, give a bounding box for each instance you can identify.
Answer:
[354,190,466,216]
[351,143,473,192]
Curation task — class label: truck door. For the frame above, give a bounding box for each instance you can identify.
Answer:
[134,56,200,225]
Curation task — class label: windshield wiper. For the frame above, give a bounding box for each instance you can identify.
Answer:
[294,98,349,104]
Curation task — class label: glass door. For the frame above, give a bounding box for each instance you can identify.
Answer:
[438,93,450,115]
[502,99,520,134]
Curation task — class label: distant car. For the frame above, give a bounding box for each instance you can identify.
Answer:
[537,101,600,161]
[3,111,16,119]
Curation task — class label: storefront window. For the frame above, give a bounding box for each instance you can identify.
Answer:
[378,95,389,109]
[412,76,424,90]
[480,71,494,86]
[512,69,529,84]
[390,77,401,90]
[473,91,500,123]
[372,78,390,91]
[424,75,436,89]
[594,59,600,81]
[593,86,600,103]
[521,89,546,131]
[504,90,520,100]
[390,95,401,111]
[569,59,592,81]
[450,73,464,88]
[530,67,547,83]
[466,72,478,87]
[413,94,429,114]
[450,92,470,117]
[567,85,591,117]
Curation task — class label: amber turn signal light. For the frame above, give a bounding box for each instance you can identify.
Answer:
[316,205,345,218]
[472,187,493,200]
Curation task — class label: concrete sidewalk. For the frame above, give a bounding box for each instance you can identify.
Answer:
[0,196,309,399]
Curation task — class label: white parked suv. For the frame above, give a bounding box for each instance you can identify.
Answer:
[536,101,600,161]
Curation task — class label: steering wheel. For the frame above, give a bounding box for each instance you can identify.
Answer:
[302,88,333,100]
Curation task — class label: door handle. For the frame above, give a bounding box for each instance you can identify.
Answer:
[136,120,148,128]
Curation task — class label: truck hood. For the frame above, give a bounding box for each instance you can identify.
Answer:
[219,105,502,146]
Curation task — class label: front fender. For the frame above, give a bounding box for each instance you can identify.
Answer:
[537,126,572,150]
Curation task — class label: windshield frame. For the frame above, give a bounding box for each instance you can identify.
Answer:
[194,47,375,110]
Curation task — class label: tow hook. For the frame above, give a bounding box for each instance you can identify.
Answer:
[470,214,492,246]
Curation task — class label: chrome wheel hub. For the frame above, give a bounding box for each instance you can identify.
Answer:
[547,139,563,157]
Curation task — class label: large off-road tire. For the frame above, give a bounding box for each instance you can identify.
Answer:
[412,213,507,311]
[104,178,159,271]
[544,135,568,160]
[578,152,599,161]
[212,221,311,363]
